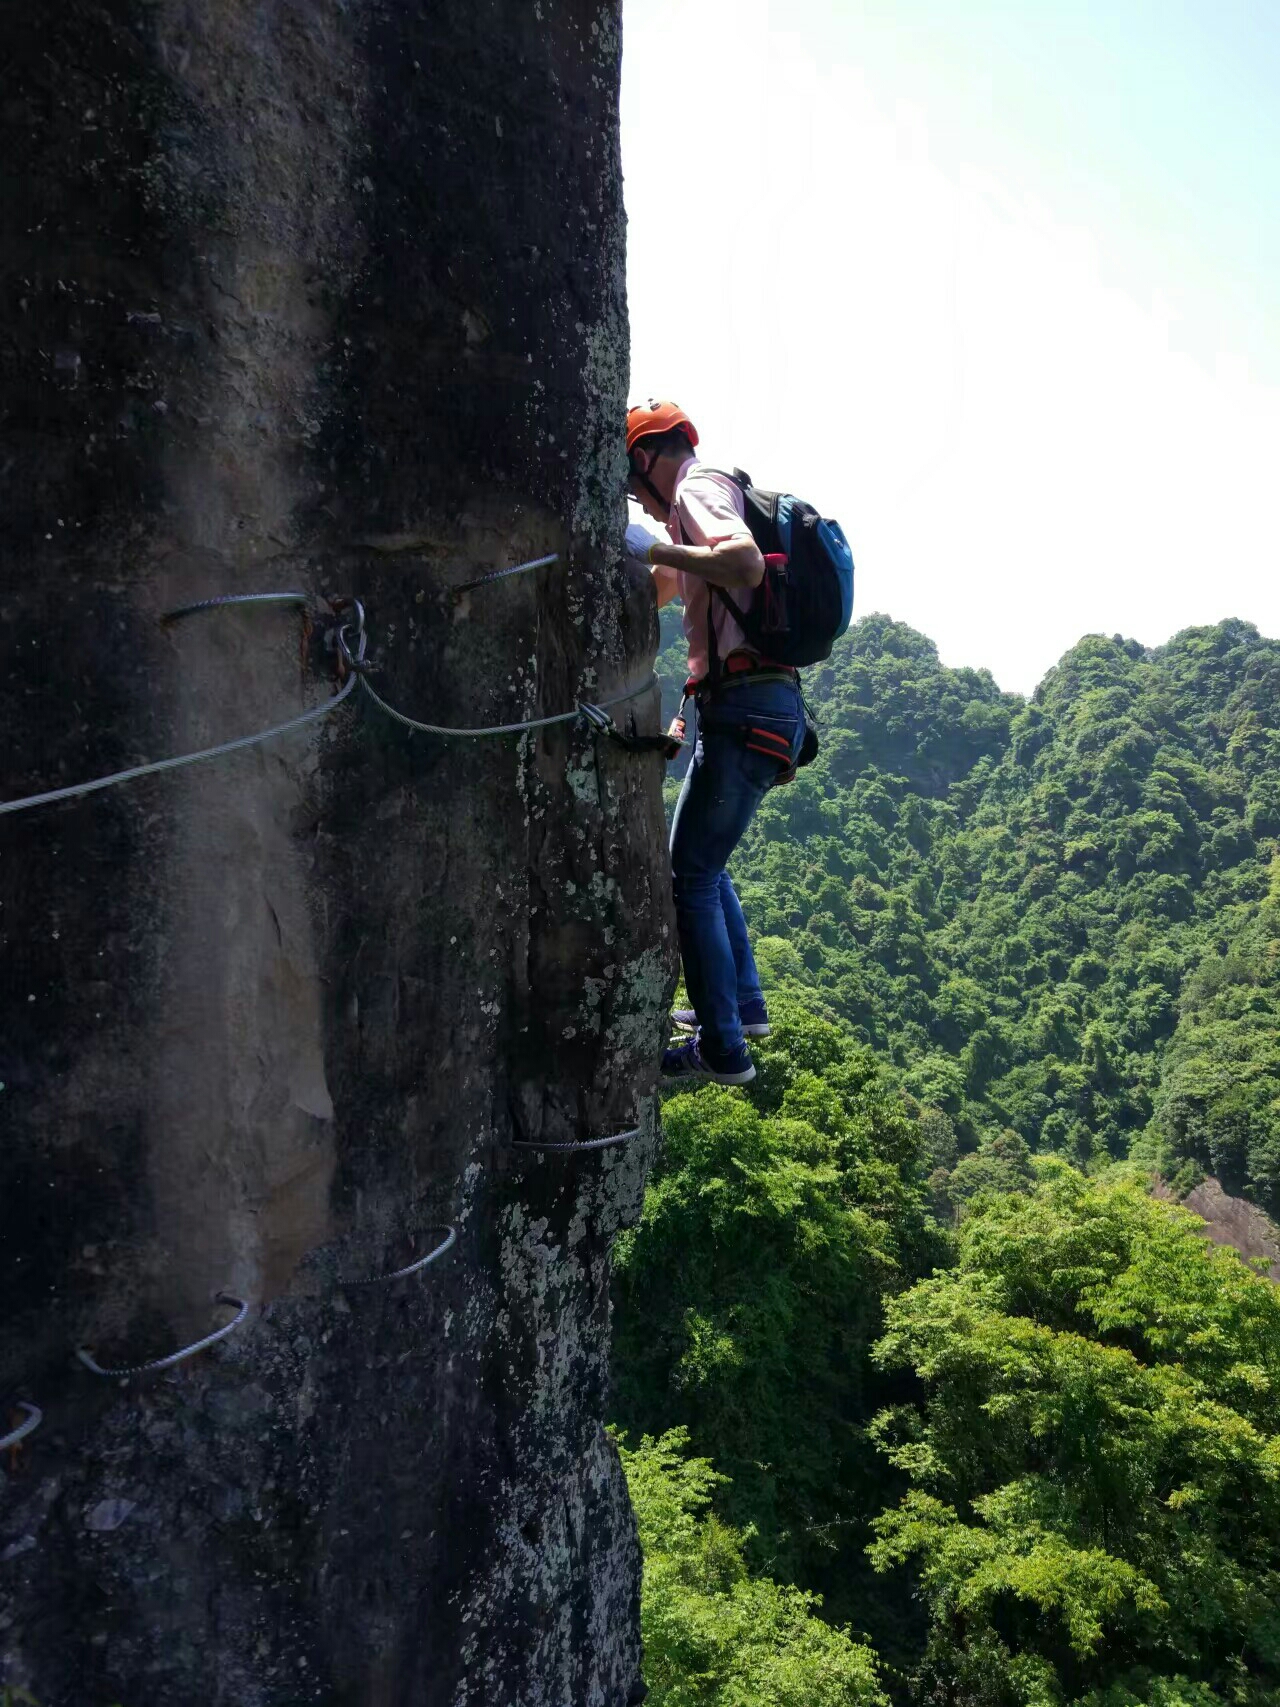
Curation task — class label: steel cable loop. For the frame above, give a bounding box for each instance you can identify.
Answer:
[513,1127,640,1154]
[452,552,559,597]
[358,671,658,740]
[0,673,357,819]
[162,591,309,623]
[341,1225,457,1287]
[76,1293,249,1380]
[0,1401,42,1453]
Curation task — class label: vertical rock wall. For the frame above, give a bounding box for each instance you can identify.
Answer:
[0,3,673,1703]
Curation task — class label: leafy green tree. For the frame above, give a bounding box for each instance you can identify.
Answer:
[619,1429,886,1707]
[868,1165,1280,1706]
[612,1000,944,1584]
[917,1107,959,1172]
[942,1129,1036,1215]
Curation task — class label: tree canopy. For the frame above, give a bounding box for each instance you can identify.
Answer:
[624,611,1280,1705]
[870,1165,1280,1706]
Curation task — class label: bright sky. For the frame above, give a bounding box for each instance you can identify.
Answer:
[620,0,1280,695]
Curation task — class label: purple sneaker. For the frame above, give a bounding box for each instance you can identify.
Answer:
[661,1036,756,1086]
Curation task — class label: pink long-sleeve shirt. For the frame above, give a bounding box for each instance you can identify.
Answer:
[668,456,758,684]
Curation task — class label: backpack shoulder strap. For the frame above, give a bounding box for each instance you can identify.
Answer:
[711,584,749,627]
[677,470,756,682]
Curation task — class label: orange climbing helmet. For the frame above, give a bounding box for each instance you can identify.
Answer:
[626,399,699,454]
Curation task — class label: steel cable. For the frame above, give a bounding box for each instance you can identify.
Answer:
[162,591,309,623]
[358,671,656,739]
[1,563,658,813]
[341,1225,457,1286]
[452,552,559,597]
[512,1127,640,1154]
[76,1293,249,1379]
[0,674,356,819]
[0,1401,42,1453]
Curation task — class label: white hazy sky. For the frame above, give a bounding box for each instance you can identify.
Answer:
[620,0,1280,695]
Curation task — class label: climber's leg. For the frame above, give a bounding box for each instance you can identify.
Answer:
[668,681,802,1067]
[717,871,768,1027]
[668,873,769,1042]
[668,744,755,1063]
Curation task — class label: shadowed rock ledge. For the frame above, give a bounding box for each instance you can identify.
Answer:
[0,4,673,1702]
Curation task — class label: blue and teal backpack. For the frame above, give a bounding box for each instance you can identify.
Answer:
[705,469,855,674]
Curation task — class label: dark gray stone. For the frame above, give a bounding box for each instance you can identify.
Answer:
[0,3,674,1702]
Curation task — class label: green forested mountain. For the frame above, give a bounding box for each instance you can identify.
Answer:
[656,610,1280,1212]
[619,611,1280,1706]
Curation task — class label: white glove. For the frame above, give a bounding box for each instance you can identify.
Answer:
[625,520,662,563]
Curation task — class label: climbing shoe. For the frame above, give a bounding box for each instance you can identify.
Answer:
[661,1036,756,1085]
[670,999,771,1038]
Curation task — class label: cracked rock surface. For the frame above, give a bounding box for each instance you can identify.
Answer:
[0,4,674,1702]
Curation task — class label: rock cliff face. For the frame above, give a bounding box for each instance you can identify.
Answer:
[0,4,673,1703]
[1154,1177,1280,1281]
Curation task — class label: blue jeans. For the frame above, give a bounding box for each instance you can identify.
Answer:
[669,677,806,1060]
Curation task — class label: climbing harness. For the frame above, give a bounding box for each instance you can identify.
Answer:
[342,1225,457,1286]
[452,551,558,598]
[76,1293,248,1380]
[512,1126,640,1155]
[0,1401,41,1455]
[691,654,819,786]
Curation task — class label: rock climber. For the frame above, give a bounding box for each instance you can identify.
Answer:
[625,399,806,1086]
